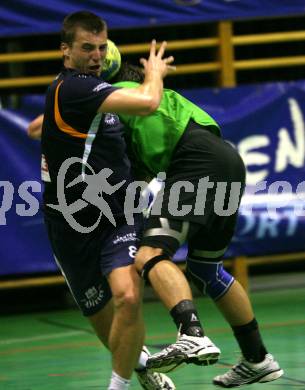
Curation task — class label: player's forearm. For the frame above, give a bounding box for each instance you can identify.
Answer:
[100,40,172,116]
[27,114,44,140]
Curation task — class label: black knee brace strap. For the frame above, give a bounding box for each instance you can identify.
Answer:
[141,254,170,282]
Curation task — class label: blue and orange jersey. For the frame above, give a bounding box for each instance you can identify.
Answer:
[41,68,133,224]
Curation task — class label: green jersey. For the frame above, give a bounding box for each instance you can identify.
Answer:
[114,81,221,177]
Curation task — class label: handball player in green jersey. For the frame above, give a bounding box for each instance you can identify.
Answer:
[112,63,283,387]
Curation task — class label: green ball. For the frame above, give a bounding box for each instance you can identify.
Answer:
[101,39,121,81]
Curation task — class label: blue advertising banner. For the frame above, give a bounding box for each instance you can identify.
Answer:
[0,80,305,276]
[1,0,305,37]
[0,108,54,275]
[182,81,305,257]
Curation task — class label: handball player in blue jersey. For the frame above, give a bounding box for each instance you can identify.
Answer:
[28,47,283,388]
[40,10,175,390]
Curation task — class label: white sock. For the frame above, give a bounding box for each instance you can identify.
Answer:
[136,348,149,370]
[108,371,131,390]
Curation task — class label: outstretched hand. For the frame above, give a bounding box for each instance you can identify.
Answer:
[140,40,176,79]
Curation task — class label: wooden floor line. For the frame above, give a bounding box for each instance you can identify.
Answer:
[282,375,305,385]
[0,340,100,356]
[1,318,304,351]
[0,330,85,346]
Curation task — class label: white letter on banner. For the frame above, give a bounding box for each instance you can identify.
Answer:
[238,135,270,185]
[236,212,256,237]
[284,211,298,236]
[275,98,305,172]
[295,181,305,217]
[257,212,280,238]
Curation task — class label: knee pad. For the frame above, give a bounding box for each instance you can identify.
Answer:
[187,255,234,301]
[140,254,171,282]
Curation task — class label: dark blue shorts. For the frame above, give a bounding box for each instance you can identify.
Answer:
[45,215,143,316]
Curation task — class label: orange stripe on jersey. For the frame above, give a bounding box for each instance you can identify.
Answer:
[54,81,87,139]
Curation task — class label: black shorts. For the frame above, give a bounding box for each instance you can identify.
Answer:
[141,121,246,258]
[45,214,143,316]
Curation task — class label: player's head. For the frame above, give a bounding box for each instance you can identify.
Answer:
[61,11,108,76]
[113,62,145,83]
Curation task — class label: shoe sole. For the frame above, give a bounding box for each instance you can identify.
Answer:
[213,368,284,388]
[258,369,284,383]
[147,348,220,373]
[188,350,220,366]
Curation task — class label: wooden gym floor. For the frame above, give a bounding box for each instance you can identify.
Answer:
[0,287,304,389]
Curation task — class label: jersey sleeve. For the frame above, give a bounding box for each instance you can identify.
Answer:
[61,74,119,117]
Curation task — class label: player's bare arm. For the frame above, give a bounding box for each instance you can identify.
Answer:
[27,114,44,140]
[98,40,175,116]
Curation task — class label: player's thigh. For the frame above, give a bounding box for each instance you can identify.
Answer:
[45,216,112,317]
[100,218,143,306]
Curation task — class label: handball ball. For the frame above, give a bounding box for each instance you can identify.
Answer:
[101,39,121,81]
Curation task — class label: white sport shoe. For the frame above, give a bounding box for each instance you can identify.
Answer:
[213,353,284,388]
[135,346,176,389]
[146,334,220,373]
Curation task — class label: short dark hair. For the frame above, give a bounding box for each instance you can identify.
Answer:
[61,11,107,46]
[113,62,145,83]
